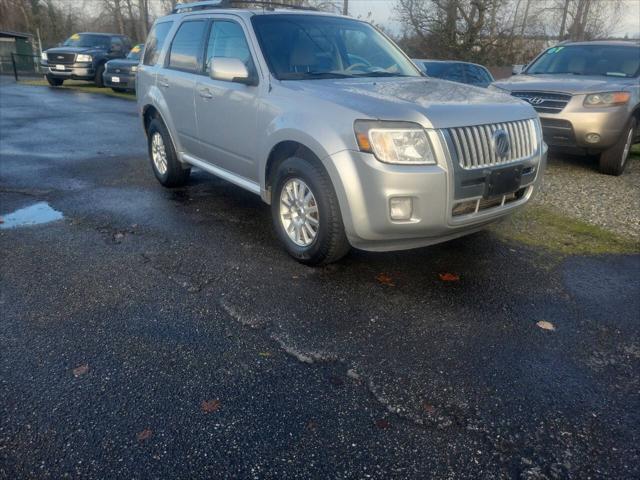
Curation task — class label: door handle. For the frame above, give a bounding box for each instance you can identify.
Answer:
[158,76,169,88]
[198,87,213,99]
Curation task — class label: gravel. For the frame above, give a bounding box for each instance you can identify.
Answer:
[534,153,640,241]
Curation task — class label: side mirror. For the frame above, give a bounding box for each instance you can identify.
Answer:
[209,57,256,85]
[512,64,525,75]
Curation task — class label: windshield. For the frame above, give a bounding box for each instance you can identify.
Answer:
[251,14,421,80]
[127,44,143,60]
[63,33,110,49]
[526,45,640,78]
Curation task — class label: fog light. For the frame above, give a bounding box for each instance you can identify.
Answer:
[389,197,412,220]
[585,133,601,144]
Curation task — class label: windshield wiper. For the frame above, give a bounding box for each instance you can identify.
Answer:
[352,72,410,78]
[281,71,354,80]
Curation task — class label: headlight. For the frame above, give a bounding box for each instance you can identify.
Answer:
[584,91,630,107]
[41,52,47,61]
[354,121,436,165]
[76,54,92,62]
[131,65,138,72]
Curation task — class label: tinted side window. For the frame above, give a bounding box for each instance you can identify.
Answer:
[143,21,173,66]
[205,21,253,73]
[464,65,492,86]
[168,20,207,72]
[443,63,465,82]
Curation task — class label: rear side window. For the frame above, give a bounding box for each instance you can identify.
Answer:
[143,21,173,66]
[168,20,207,72]
[464,65,492,86]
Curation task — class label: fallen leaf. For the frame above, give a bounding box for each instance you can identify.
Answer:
[113,232,125,241]
[422,402,436,414]
[375,419,391,429]
[329,375,344,387]
[375,273,395,287]
[536,320,556,331]
[136,428,152,441]
[258,352,272,357]
[306,420,318,431]
[72,364,89,377]
[201,399,221,413]
[439,272,460,282]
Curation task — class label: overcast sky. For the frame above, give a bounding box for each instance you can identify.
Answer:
[347,0,640,38]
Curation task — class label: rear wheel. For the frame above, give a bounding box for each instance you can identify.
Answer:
[598,117,636,176]
[271,156,350,265]
[147,118,190,187]
[45,75,63,86]
[94,63,105,87]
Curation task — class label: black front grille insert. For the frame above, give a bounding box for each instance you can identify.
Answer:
[49,53,76,64]
[511,91,572,114]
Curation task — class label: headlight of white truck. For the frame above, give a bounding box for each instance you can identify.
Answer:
[354,121,436,165]
[76,54,92,62]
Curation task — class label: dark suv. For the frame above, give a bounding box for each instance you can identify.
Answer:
[41,32,132,87]
[103,44,144,93]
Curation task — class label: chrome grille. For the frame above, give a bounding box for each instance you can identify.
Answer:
[49,53,76,64]
[511,91,572,114]
[448,119,537,170]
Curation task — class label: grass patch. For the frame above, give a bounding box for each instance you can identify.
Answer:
[19,79,135,100]
[495,205,639,255]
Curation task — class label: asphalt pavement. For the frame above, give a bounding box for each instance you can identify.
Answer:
[1,80,639,479]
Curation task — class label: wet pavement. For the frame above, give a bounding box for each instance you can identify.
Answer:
[1,81,639,479]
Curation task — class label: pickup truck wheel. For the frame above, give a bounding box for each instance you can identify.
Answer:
[45,75,64,86]
[147,118,190,187]
[94,63,105,87]
[598,117,636,176]
[272,156,350,265]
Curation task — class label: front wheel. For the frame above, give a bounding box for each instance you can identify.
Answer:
[271,156,350,265]
[598,117,636,176]
[45,75,64,86]
[94,63,105,87]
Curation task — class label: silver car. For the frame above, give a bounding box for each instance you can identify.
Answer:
[137,0,547,265]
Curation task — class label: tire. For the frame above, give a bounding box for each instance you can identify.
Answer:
[147,118,191,187]
[45,75,64,86]
[271,156,350,265]
[598,117,636,176]
[94,63,105,87]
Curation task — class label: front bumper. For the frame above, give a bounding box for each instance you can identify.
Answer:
[324,135,547,252]
[103,72,135,90]
[539,100,630,151]
[42,62,94,80]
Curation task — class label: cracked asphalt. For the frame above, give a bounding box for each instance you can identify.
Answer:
[1,80,639,479]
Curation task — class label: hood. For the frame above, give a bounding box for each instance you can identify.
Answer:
[105,59,138,70]
[493,74,637,95]
[45,46,103,55]
[281,77,536,128]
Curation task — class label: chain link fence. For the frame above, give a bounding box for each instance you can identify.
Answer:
[0,53,45,81]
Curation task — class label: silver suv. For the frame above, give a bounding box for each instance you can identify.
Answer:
[137,0,547,265]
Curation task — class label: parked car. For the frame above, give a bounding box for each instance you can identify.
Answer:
[413,59,494,88]
[492,41,640,175]
[41,32,132,87]
[103,43,144,92]
[138,0,546,265]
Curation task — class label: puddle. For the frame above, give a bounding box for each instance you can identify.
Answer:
[0,202,63,229]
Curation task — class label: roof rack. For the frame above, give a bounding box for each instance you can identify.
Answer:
[172,0,317,14]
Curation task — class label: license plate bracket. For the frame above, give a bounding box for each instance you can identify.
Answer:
[485,165,522,198]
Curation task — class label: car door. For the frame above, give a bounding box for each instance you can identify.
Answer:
[193,18,260,182]
[158,19,208,154]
